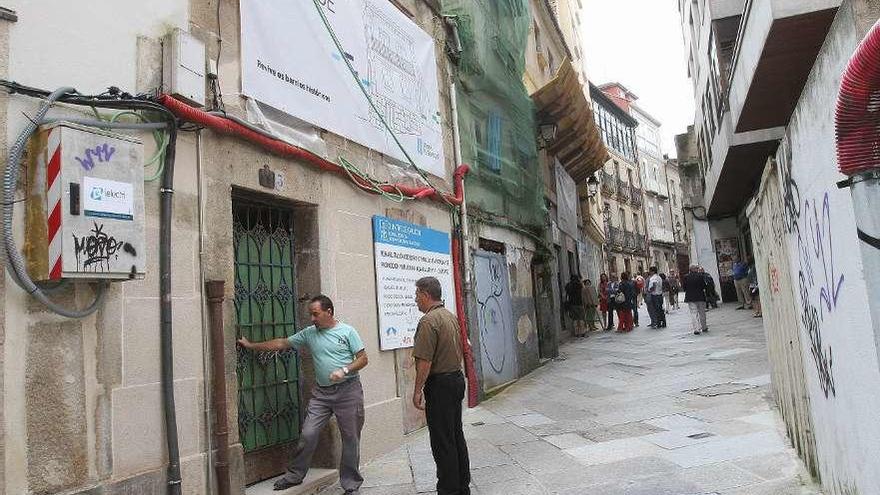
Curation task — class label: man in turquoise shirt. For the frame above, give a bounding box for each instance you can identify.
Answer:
[238,295,369,493]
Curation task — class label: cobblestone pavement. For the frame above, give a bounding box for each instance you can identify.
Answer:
[321,303,824,495]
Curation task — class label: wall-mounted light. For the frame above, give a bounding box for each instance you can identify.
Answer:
[539,123,558,143]
[587,174,599,198]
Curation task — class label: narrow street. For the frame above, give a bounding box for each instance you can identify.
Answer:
[329,304,821,495]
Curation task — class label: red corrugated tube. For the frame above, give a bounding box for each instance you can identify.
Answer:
[157,94,463,206]
[158,95,480,405]
[452,233,479,407]
[836,19,880,176]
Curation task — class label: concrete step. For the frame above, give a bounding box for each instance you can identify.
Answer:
[245,469,338,495]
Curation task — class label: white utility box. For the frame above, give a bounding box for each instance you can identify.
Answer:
[163,28,206,107]
[26,122,146,281]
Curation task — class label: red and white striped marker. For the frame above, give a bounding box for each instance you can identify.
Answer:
[46,129,63,280]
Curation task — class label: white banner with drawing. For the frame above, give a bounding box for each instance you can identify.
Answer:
[240,0,446,178]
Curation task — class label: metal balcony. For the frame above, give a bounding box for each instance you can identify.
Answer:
[616,178,630,202]
[607,226,624,251]
[624,231,636,252]
[601,171,616,196]
[630,186,643,207]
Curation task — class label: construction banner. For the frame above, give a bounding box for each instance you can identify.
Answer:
[240,0,446,177]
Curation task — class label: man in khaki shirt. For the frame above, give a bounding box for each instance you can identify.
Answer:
[412,276,471,495]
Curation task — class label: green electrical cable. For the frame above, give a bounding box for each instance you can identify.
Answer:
[339,156,408,203]
[109,110,168,182]
[310,0,455,207]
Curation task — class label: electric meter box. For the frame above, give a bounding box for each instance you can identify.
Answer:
[25,122,146,281]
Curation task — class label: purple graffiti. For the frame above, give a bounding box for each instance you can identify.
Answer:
[808,194,845,317]
[75,143,116,171]
[791,191,844,398]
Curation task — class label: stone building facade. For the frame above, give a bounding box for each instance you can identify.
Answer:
[0,0,463,493]
[590,85,649,277]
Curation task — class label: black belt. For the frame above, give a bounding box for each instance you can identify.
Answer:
[427,370,463,378]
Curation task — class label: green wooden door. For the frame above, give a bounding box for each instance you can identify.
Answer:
[233,199,301,477]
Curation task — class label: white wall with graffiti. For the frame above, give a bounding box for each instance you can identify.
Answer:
[771,2,880,492]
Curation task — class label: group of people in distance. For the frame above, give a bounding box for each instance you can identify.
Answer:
[564,267,691,334]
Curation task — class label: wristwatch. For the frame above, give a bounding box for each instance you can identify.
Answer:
[342,366,350,376]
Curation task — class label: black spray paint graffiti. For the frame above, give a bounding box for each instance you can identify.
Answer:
[478,258,509,375]
[72,222,134,272]
[779,142,838,398]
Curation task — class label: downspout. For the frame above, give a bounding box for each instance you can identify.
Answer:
[205,280,231,495]
[835,18,880,359]
[159,107,183,495]
[196,132,217,494]
[446,15,478,407]
[453,166,478,408]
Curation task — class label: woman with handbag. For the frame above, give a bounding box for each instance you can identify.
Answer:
[601,273,616,331]
[599,273,614,331]
[616,272,636,332]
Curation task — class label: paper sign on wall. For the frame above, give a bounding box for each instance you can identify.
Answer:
[372,216,455,350]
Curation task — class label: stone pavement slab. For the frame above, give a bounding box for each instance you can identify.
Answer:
[318,305,823,495]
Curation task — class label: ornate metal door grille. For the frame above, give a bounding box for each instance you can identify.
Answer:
[234,200,301,454]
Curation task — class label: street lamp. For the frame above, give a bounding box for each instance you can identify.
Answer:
[587,174,599,198]
[539,123,558,142]
[673,219,683,275]
[602,203,612,274]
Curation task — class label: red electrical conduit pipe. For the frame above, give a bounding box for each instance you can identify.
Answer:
[836,18,880,176]
[157,95,480,406]
[452,233,479,408]
[158,95,462,206]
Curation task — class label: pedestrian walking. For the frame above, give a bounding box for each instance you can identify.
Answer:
[732,256,753,310]
[668,270,681,310]
[565,275,587,337]
[238,295,368,493]
[647,267,666,328]
[683,265,709,335]
[582,279,599,333]
[633,273,644,327]
[704,271,720,309]
[616,272,636,332]
[412,277,471,495]
[599,273,614,331]
[748,262,762,318]
[634,273,645,308]
[661,273,671,314]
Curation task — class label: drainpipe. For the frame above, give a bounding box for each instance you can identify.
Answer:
[446,16,478,407]
[452,166,478,408]
[836,18,880,355]
[205,280,231,495]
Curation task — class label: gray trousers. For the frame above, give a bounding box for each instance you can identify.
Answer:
[688,302,707,332]
[286,377,365,492]
[734,278,752,306]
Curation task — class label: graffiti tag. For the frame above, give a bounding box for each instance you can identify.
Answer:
[778,140,839,398]
[75,143,116,171]
[72,222,130,271]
